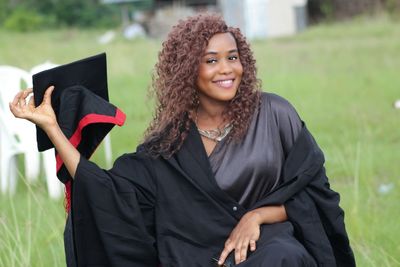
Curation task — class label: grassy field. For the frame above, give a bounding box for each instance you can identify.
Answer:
[1,14,399,266]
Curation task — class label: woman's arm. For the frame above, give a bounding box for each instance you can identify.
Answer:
[249,205,288,224]
[9,86,80,178]
[218,205,287,266]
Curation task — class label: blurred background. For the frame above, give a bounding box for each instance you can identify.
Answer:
[0,0,399,266]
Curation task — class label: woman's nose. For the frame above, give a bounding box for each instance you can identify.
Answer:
[218,59,233,75]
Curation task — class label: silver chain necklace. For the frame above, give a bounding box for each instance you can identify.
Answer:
[197,124,233,142]
[195,109,233,142]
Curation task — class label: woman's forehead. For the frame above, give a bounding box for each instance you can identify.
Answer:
[204,33,238,53]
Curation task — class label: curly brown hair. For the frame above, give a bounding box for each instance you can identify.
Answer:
[143,13,261,158]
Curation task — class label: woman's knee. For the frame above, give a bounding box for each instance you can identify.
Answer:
[257,240,316,266]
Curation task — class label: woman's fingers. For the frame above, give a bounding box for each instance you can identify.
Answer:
[9,102,21,117]
[28,93,35,108]
[42,86,54,105]
[235,239,250,264]
[218,240,234,266]
[10,92,23,117]
[219,237,251,265]
[9,88,33,118]
[219,211,261,265]
[23,88,33,98]
[18,90,30,107]
[9,87,57,129]
[249,239,256,251]
[11,90,24,106]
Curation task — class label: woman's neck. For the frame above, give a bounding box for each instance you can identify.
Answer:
[196,101,228,129]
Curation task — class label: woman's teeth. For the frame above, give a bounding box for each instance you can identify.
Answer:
[216,79,233,87]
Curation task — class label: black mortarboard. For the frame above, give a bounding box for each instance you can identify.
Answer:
[33,53,109,151]
[32,53,126,184]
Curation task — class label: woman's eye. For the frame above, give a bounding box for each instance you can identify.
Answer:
[229,55,238,61]
[206,58,217,64]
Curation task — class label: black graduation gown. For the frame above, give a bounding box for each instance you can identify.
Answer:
[70,123,355,267]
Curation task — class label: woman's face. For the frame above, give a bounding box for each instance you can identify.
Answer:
[196,32,243,106]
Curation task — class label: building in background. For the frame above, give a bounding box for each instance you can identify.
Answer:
[219,0,308,39]
[102,0,309,39]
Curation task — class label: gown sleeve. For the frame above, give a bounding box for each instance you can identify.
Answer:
[288,167,356,266]
[72,152,159,266]
[269,93,302,155]
[259,94,355,265]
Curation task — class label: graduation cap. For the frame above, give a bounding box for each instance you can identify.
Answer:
[32,53,126,185]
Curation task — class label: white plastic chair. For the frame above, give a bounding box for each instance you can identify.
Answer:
[0,63,114,197]
[0,107,22,194]
[0,66,41,194]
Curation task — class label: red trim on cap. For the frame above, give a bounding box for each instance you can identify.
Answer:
[55,108,126,212]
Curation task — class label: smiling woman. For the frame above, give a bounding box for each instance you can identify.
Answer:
[197,32,243,104]
[9,13,355,267]
[143,15,261,160]
[196,32,244,156]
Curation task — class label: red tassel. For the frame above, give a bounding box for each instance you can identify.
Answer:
[65,180,71,212]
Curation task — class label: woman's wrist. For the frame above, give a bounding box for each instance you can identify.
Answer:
[249,205,288,225]
[247,209,263,225]
[37,115,57,132]
[44,123,61,139]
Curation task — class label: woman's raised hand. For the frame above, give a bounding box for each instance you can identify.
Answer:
[9,86,57,131]
[10,85,80,178]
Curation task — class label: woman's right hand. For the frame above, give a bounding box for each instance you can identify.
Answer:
[10,85,80,178]
[9,86,57,132]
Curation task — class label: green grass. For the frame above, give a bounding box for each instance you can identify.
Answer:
[1,14,400,266]
[0,175,65,267]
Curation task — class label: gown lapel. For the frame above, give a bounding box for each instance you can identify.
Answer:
[164,122,246,217]
[166,122,221,194]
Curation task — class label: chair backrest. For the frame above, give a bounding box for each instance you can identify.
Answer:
[0,66,32,132]
[0,66,36,191]
[0,65,31,98]
[30,61,59,76]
